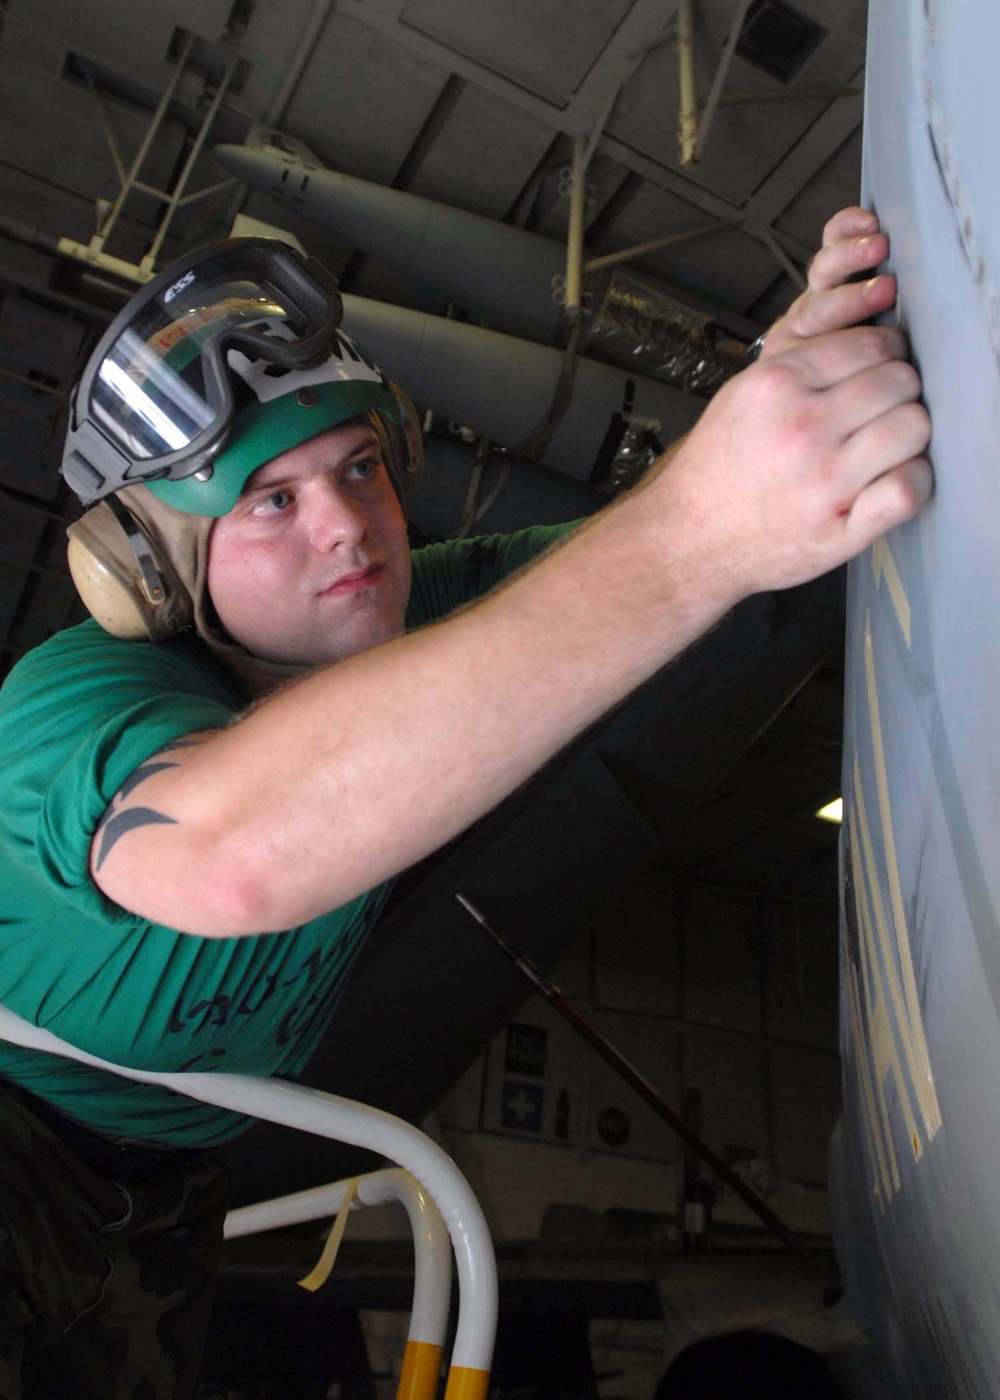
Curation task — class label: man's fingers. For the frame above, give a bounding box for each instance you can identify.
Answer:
[808,229,888,293]
[825,357,923,435]
[844,458,934,552]
[788,274,897,341]
[837,398,933,495]
[821,206,880,246]
[763,324,909,390]
[764,268,896,359]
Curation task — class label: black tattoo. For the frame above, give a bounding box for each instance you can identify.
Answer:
[93,739,198,869]
[115,761,178,801]
[95,808,177,869]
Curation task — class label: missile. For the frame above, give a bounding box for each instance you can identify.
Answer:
[216,136,568,345]
[340,292,703,486]
[413,436,605,540]
[215,132,752,395]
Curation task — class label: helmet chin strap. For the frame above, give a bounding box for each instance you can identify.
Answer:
[104,495,169,608]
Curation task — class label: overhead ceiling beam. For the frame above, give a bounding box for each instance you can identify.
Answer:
[337,0,854,275]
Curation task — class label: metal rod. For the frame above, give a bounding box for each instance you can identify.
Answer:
[564,134,588,320]
[455,892,811,1260]
[758,225,808,290]
[695,0,755,159]
[676,0,699,168]
[583,219,725,273]
[581,27,654,175]
[143,57,238,269]
[96,29,196,250]
[175,177,238,209]
[84,69,127,186]
[132,180,174,201]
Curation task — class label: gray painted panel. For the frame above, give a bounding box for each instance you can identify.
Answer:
[833,1,1000,1396]
[400,0,632,107]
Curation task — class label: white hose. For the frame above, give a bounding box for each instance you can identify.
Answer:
[0,1006,496,1372]
[225,1167,452,1349]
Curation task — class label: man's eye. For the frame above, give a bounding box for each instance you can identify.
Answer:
[349,456,381,481]
[251,489,293,516]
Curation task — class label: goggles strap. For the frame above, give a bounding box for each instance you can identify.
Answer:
[106,495,168,607]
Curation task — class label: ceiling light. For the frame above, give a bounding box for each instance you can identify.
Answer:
[815,797,843,825]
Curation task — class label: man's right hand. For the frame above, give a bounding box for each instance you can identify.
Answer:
[633,205,932,608]
[645,321,931,606]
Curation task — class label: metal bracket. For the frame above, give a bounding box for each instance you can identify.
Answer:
[57,31,239,284]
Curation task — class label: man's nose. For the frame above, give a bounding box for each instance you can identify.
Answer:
[305,483,367,552]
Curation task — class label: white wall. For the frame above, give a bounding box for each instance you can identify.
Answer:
[425,864,840,1243]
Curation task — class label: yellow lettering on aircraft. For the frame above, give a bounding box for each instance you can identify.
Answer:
[872,537,912,648]
[843,611,942,1202]
[843,876,895,1211]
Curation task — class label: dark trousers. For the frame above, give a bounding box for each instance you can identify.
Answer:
[0,1079,231,1399]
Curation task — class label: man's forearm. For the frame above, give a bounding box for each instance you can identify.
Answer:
[91,470,731,936]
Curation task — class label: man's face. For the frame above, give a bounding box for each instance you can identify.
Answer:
[207,418,411,669]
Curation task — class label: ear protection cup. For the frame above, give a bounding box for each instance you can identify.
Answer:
[66,499,195,642]
[388,382,424,497]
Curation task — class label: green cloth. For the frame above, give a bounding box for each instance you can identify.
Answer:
[0,524,575,1147]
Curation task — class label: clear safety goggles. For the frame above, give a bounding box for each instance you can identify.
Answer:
[62,238,343,503]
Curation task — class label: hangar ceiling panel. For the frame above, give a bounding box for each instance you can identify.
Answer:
[0,59,147,205]
[588,177,784,311]
[400,0,633,107]
[405,84,558,220]
[284,11,452,182]
[775,127,865,247]
[605,1,865,206]
[0,9,72,76]
[232,0,334,115]
[50,0,228,90]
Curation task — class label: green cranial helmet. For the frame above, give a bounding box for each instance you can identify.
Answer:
[144,328,421,517]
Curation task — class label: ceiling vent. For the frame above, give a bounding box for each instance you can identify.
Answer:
[736,0,827,84]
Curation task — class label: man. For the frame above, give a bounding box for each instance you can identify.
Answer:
[0,206,930,1397]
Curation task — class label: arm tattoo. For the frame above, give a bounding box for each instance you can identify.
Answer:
[95,808,177,869]
[94,739,200,870]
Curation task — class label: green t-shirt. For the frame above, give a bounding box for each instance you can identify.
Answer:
[0,524,574,1147]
